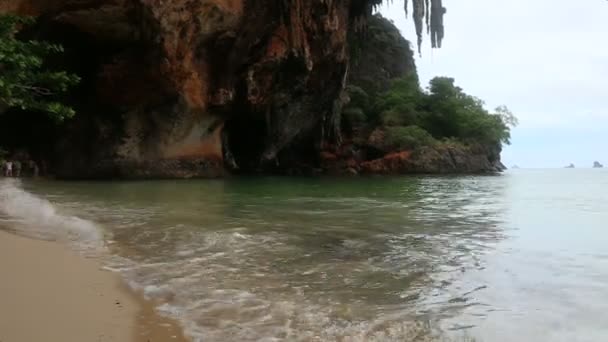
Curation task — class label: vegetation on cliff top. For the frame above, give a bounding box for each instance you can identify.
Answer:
[344,75,517,150]
[384,76,515,145]
[343,15,516,161]
[0,15,79,121]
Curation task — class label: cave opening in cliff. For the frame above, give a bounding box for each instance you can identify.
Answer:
[223,104,270,174]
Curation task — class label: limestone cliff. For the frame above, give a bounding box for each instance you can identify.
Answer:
[319,15,505,175]
[1,0,499,179]
[2,0,364,178]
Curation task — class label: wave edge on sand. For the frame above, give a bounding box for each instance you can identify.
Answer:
[0,179,189,342]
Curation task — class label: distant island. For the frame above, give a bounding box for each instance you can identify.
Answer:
[593,161,604,168]
[511,165,520,169]
[565,163,575,169]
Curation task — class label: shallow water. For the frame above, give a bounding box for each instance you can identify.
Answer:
[1,169,608,341]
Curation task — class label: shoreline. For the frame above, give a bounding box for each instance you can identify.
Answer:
[0,230,188,342]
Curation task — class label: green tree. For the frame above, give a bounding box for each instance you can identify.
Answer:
[375,74,421,126]
[0,14,79,121]
[495,105,519,128]
[342,85,370,127]
[369,75,517,148]
[386,125,437,150]
[422,76,490,139]
[421,77,516,145]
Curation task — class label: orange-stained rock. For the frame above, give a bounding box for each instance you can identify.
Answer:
[0,0,68,15]
[361,150,413,174]
[1,0,357,178]
[320,151,338,161]
[266,24,290,60]
[346,158,358,168]
[97,52,169,107]
[385,151,413,160]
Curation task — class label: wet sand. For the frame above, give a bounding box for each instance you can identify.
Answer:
[0,230,188,342]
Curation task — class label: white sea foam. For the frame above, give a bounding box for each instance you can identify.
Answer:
[0,179,475,341]
[0,179,102,249]
[95,227,445,342]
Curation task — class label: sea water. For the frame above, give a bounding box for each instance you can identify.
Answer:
[1,169,607,341]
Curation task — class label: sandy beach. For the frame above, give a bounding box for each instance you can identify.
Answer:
[0,230,187,342]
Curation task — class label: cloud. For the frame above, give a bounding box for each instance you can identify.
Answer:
[379,0,608,167]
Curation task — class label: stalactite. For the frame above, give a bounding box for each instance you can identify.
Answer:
[405,0,445,52]
[412,0,424,53]
[429,0,446,49]
[352,0,446,52]
[425,0,430,34]
[381,0,446,52]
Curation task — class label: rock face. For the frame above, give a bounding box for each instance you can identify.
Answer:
[318,15,504,176]
[2,1,497,178]
[347,15,417,97]
[2,0,366,178]
[361,144,504,174]
[320,134,504,176]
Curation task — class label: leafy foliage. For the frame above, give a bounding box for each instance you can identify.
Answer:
[375,74,421,126]
[344,75,517,150]
[345,85,371,115]
[422,77,516,146]
[385,125,437,150]
[342,106,367,126]
[495,105,518,128]
[0,14,80,121]
[341,85,371,129]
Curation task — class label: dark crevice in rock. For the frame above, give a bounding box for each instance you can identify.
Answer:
[223,112,268,174]
[1,0,481,179]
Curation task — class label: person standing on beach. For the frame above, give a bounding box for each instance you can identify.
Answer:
[5,160,13,177]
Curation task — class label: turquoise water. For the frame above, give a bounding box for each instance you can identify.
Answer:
[1,169,607,341]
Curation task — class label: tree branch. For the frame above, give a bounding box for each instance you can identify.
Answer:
[15,84,54,96]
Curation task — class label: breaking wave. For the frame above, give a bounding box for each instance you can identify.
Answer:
[0,179,102,249]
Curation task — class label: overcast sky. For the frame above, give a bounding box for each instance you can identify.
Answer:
[379,0,608,168]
